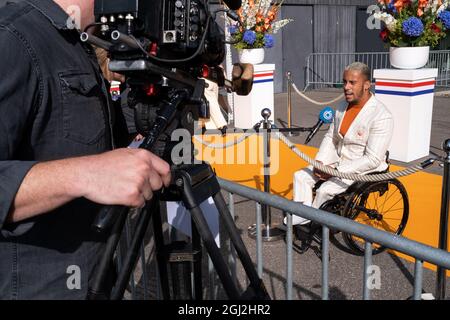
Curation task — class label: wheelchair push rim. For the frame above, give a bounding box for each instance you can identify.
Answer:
[342,178,409,255]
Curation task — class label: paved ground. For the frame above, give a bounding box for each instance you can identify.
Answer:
[127,89,450,300]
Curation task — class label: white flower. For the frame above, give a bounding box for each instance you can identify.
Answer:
[437,0,450,15]
[272,19,293,33]
[246,18,256,29]
[373,12,397,31]
[259,0,272,15]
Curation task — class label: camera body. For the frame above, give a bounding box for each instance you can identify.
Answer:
[94,0,224,68]
[89,0,250,147]
[90,0,236,154]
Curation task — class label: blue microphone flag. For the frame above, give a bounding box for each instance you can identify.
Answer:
[319,106,334,124]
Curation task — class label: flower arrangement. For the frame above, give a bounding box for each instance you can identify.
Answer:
[373,0,450,47]
[228,0,293,50]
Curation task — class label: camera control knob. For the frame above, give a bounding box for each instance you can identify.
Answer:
[175,0,184,8]
[190,15,199,23]
[174,10,182,18]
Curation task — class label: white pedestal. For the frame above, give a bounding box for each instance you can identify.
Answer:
[234,64,275,129]
[373,68,438,162]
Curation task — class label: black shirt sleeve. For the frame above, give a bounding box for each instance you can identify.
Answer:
[0,27,40,232]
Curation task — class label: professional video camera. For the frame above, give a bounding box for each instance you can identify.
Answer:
[93,0,225,67]
[82,0,251,144]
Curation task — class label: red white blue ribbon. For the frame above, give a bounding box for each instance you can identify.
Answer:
[253,71,274,84]
[375,80,435,97]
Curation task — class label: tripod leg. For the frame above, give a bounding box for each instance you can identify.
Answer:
[87,207,129,300]
[188,205,241,299]
[151,201,172,300]
[183,262,193,299]
[191,222,203,300]
[171,263,181,299]
[213,192,270,299]
[110,199,157,300]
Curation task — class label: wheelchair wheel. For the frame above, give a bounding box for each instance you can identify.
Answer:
[341,179,409,255]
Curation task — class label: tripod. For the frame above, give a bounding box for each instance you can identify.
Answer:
[86,87,270,300]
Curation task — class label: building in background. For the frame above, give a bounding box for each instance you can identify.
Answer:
[216,0,450,92]
[221,0,385,92]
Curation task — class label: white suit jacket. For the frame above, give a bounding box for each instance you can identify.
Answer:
[315,94,394,175]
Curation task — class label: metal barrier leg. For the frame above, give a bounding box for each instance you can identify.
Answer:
[413,259,424,300]
[436,139,450,300]
[321,226,330,300]
[363,241,373,300]
[256,203,263,278]
[285,212,293,300]
[228,193,237,287]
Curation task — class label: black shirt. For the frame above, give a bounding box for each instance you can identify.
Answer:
[0,0,125,299]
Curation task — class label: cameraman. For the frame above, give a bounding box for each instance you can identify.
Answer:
[0,0,171,299]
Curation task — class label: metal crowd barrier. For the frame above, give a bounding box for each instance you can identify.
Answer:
[119,177,449,300]
[304,50,450,91]
[114,132,449,301]
[218,178,450,301]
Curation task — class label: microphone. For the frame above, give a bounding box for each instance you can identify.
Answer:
[304,106,334,144]
[222,0,242,10]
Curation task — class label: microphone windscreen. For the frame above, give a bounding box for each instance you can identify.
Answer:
[319,106,334,124]
[222,0,242,10]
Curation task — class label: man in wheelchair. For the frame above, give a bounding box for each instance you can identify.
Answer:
[288,62,394,227]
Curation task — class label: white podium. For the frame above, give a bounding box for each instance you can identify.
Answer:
[373,68,438,162]
[234,64,275,129]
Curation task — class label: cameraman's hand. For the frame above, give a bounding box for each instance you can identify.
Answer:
[77,149,171,208]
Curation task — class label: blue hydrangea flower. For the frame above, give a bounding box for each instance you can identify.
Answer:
[264,34,275,48]
[402,17,424,37]
[242,30,256,45]
[438,11,450,30]
[387,0,397,14]
[229,25,238,35]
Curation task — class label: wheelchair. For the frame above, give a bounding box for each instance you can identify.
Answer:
[290,163,409,257]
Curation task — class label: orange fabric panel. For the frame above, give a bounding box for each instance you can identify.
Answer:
[339,103,364,137]
[194,134,449,274]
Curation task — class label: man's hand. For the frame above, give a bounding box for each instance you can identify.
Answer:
[10,149,171,223]
[77,149,171,208]
[313,160,332,181]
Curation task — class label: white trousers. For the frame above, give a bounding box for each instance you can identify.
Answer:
[293,168,352,209]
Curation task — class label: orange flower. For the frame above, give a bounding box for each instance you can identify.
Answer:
[394,0,404,13]
[418,0,428,8]
[417,8,423,17]
[237,8,243,19]
[269,5,279,17]
[255,26,263,32]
